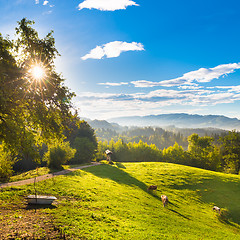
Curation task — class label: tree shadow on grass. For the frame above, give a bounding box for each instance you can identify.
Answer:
[115,162,126,169]
[168,208,190,220]
[78,163,163,202]
[169,175,240,226]
[80,164,192,220]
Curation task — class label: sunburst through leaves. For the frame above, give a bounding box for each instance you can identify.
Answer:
[30,64,46,81]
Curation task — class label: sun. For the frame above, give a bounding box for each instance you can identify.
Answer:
[30,65,45,80]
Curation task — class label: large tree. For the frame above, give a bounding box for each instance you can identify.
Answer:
[220,130,240,174]
[187,133,220,170]
[65,116,98,163]
[0,18,75,155]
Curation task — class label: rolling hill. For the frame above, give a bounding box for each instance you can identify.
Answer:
[1,162,240,239]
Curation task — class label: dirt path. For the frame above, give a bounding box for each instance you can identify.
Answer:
[0,162,101,189]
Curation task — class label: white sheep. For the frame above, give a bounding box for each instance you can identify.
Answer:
[212,206,221,214]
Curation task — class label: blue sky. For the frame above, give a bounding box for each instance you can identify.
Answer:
[1,0,240,120]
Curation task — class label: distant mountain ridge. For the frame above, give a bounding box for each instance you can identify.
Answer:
[88,119,121,131]
[107,113,240,130]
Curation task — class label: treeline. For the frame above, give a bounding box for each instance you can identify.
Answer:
[96,130,240,175]
[0,116,98,182]
[96,127,188,149]
[95,126,227,150]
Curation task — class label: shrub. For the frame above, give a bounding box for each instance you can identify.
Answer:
[71,137,96,164]
[0,145,15,182]
[43,141,76,169]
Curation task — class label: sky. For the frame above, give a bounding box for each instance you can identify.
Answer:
[1,0,240,120]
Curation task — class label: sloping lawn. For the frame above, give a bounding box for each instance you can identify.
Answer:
[0,162,240,239]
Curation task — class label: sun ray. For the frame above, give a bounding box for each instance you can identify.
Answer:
[29,64,46,81]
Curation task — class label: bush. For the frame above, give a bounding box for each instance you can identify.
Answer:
[43,141,76,169]
[97,139,162,163]
[70,137,96,164]
[0,145,15,182]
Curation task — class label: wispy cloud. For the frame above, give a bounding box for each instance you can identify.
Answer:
[178,85,202,90]
[35,0,39,4]
[131,63,240,87]
[43,0,48,5]
[73,62,240,119]
[78,0,139,11]
[74,84,240,119]
[98,82,129,87]
[209,85,240,92]
[81,41,144,60]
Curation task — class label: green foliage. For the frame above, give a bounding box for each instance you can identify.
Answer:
[113,139,130,162]
[0,18,75,157]
[65,117,98,164]
[0,145,15,182]
[163,142,187,164]
[43,141,76,169]
[220,131,240,174]
[96,131,240,175]
[96,126,188,150]
[65,118,97,145]
[96,140,108,161]
[97,139,162,162]
[127,140,162,162]
[187,134,221,170]
[71,137,96,164]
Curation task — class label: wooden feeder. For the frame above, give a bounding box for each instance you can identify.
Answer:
[105,149,113,163]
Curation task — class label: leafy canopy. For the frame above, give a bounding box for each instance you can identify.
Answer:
[0,18,75,154]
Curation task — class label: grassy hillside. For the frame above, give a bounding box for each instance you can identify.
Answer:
[0,162,240,239]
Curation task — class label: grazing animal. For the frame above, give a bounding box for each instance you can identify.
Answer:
[147,185,157,191]
[212,206,221,214]
[161,195,169,207]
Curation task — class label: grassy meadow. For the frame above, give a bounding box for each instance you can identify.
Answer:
[1,162,240,239]
[9,164,87,183]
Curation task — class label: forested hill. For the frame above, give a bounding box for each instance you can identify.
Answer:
[88,119,228,150]
[108,113,240,130]
[88,119,126,132]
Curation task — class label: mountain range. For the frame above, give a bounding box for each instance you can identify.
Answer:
[105,113,240,130]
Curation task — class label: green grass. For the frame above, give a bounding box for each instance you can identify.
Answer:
[9,163,88,182]
[1,162,240,239]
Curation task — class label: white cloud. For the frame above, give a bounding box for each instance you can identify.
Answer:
[178,85,202,90]
[228,85,240,92]
[98,82,129,86]
[81,46,105,60]
[74,84,240,119]
[78,0,139,11]
[43,0,48,5]
[131,63,240,88]
[73,62,240,119]
[130,80,161,88]
[207,85,240,92]
[35,0,39,4]
[81,41,144,60]
[182,63,240,83]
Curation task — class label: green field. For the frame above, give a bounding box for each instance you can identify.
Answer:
[1,162,240,239]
